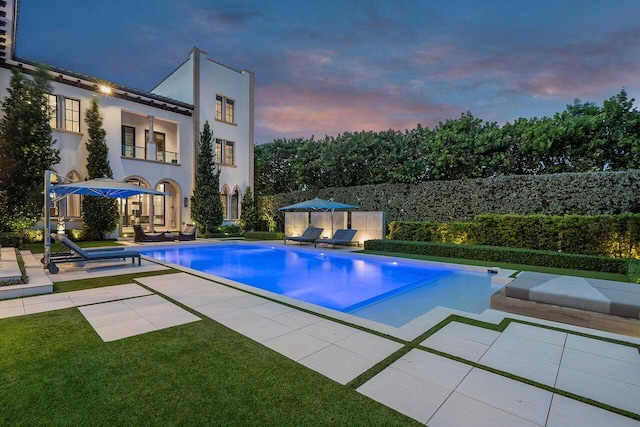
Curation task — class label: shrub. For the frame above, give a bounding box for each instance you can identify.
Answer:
[0,232,23,249]
[244,231,284,240]
[388,213,640,258]
[364,239,629,275]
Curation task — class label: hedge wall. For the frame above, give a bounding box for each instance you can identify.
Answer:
[363,239,635,280]
[387,214,640,258]
[258,170,640,229]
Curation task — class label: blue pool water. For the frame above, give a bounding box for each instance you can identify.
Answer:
[140,243,497,327]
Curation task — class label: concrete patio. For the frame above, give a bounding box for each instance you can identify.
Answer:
[1,251,639,425]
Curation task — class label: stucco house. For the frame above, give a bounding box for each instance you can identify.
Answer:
[0,0,254,236]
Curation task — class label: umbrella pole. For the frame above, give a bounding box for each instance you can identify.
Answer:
[43,170,51,269]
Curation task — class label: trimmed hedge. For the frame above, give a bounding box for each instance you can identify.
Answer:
[0,232,25,249]
[258,170,640,226]
[364,239,630,277]
[388,214,640,258]
[244,231,284,240]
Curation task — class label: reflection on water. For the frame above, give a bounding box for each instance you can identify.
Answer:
[141,244,494,327]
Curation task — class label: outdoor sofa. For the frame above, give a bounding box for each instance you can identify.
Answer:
[178,224,196,241]
[133,224,174,242]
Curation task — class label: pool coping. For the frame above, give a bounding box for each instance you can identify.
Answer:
[138,240,516,341]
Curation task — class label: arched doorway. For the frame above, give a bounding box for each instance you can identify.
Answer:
[121,178,151,227]
[153,180,179,230]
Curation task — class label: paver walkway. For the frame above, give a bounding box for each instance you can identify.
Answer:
[0,283,200,341]
[136,273,403,384]
[2,268,639,426]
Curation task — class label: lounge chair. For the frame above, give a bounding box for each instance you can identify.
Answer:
[133,224,173,242]
[47,233,141,274]
[284,227,323,245]
[314,229,358,248]
[178,224,196,241]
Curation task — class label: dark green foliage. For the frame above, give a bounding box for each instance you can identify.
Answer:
[627,259,640,284]
[190,121,223,233]
[258,170,640,227]
[387,214,640,258]
[255,90,640,196]
[0,232,24,249]
[0,65,60,231]
[364,240,630,276]
[239,186,258,231]
[244,231,284,240]
[81,97,119,240]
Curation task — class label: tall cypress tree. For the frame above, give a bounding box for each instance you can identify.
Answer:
[81,96,119,240]
[190,121,223,233]
[0,65,60,231]
[239,186,258,231]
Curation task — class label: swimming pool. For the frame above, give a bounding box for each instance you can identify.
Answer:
[140,243,498,327]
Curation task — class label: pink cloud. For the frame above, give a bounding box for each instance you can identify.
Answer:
[255,83,459,142]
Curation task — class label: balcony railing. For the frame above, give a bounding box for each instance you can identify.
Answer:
[122,145,179,164]
[157,150,179,163]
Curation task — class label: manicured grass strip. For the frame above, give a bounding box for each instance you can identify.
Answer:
[25,240,126,254]
[361,250,632,282]
[54,268,180,293]
[420,345,640,421]
[349,313,639,421]
[0,310,420,426]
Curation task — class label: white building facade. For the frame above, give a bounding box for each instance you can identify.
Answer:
[0,0,254,236]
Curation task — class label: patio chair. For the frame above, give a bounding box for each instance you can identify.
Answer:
[314,229,358,249]
[46,234,126,260]
[47,233,141,274]
[133,224,173,242]
[178,224,196,241]
[284,227,323,245]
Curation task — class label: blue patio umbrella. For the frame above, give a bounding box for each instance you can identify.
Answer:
[278,197,358,235]
[43,172,170,270]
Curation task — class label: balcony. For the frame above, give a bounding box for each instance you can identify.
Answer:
[121,145,179,164]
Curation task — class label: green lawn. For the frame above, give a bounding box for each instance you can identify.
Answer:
[0,308,419,426]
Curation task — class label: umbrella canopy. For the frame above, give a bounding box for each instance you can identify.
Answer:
[277,197,358,212]
[278,198,358,237]
[51,178,169,199]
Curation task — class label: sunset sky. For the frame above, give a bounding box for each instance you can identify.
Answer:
[15,0,640,144]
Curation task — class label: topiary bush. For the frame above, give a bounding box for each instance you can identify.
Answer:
[244,231,284,240]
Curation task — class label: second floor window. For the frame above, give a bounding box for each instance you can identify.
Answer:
[65,98,80,132]
[215,138,235,166]
[47,94,57,129]
[46,95,80,132]
[215,95,235,124]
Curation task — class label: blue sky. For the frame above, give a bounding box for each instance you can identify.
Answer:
[15,0,640,144]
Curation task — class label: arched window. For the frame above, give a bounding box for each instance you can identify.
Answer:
[220,186,229,219]
[231,188,239,219]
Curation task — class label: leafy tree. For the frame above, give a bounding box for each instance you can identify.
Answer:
[82,96,119,240]
[239,186,258,231]
[0,65,59,231]
[191,121,223,233]
[254,138,305,195]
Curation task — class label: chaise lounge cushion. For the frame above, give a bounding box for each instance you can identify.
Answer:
[504,272,640,319]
